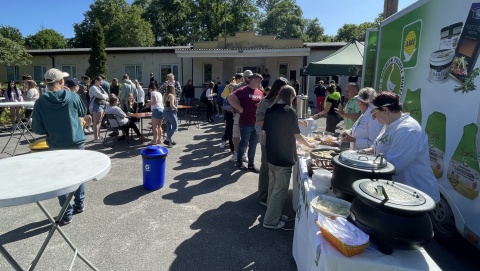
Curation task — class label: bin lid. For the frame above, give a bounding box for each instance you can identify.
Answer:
[140,145,168,158]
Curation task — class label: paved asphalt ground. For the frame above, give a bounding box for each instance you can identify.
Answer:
[0,114,479,271]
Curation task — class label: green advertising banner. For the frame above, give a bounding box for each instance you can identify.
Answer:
[361,29,378,88]
[374,0,480,240]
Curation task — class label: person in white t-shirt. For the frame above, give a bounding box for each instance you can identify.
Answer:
[146,83,164,145]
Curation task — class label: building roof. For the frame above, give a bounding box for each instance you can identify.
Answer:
[27,46,191,55]
[175,47,311,58]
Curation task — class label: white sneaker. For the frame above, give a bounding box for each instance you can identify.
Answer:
[242,154,248,163]
[219,114,223,117]
[219,141,226,148]
[87,127,94,133]
[84,128,90,134]
[93,138,103,143]
[215,114,219,117]
[229,153,237,162]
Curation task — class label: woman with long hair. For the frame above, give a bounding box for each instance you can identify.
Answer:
[162,85,178,147]
[135,79,145,111]
[146,83,164,145]
[183,79,194,106]
[89,76,108,142]
[110,78,120,96]
[255,77,289,206]
[24,80,39,128]
[4,81,23,129]
[205,81,216,122]
[312,84,342,133]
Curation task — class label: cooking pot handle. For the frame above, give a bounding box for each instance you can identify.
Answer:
[373,153,385,165]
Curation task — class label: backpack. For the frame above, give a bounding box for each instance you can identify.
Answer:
[200,89,208,104]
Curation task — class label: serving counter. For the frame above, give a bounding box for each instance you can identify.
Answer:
[292,158,441,271]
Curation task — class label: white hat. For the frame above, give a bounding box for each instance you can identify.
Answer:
[44,68,69,83]
[243,70,253,77]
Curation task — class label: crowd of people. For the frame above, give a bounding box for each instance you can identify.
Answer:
[0,68,440,229]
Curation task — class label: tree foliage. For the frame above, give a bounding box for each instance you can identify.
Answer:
[335,13,382,41]
[257,0,304,39]
[72,0,154,48]
[0,25,24,44]
[86,22,108,79]
[0,35,31,66]
[25,29,66,49]
[303,18,325,42]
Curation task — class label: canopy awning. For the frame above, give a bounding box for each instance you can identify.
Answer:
[305,40,364,76]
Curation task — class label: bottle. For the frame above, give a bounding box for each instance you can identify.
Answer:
[307,107,311,118]
[447,123,480,200]
[426,112,446,178]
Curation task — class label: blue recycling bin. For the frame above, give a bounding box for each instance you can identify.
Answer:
[140,145,168,190]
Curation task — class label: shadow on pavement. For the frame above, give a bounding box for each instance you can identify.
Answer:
[170,193,296,271]
[103,185,155,206]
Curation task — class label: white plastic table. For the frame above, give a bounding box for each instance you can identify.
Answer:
[0,150,111,271]
[0,101,36,156]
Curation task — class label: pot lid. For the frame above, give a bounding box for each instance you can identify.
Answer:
[352,179,436,211]
[338,150,388,169]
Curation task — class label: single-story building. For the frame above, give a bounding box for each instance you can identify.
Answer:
[1,32,353,105]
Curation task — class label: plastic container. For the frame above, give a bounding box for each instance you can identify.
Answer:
[140,145,168,190]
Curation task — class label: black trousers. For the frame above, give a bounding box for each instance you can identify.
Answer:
[326,114,342,134]
[224,111,234,152]
[119,120,141,137]
[206,100,213,120]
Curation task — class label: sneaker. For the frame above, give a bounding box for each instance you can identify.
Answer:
[74,204,85,213]
[259,201,268,207]
[235,160,246,169]
[84,128,90,134]
[166,142,173,148]
[242,154,248,163]
[93,138,104,143]
[163,139,170,145]
[219,141,226,148]
[219,114,224,118]
[215,114,219,117]
[87,127,94,133]
[229,153,237,162]
[248,164,259,173]
[263,221,285,230]
[61,216,73,226]
[170,141,177,145]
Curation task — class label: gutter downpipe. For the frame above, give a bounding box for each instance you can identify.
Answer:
[48,55,55,68]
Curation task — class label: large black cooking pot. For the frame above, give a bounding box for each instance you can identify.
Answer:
[331,150,395,201]
[348,179,436,255]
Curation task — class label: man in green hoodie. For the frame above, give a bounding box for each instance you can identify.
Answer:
[32,68,87,225]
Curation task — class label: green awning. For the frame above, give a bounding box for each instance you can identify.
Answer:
[305,40,364,76]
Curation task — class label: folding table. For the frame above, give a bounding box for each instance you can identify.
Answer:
[0,101,36,156]
[0,150,111,270]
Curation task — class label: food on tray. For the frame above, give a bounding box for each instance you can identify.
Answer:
[311,150,333,159]
[312,197,350,217]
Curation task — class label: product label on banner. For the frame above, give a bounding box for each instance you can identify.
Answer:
[429,146,445,178]
[447,159,479,199]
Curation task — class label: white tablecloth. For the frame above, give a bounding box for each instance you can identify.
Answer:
[292,158,441,271]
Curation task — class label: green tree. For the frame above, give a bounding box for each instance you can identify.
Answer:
[25,29,66,49]
[73,0,154,47]
[0,35,31,66]
[336,23,360,41]
[138,0,192,46]
[303,18,324,42]
[0,25,24,44]
[86,22,107,79]
[257,0,304,39]
[255,0,283,12]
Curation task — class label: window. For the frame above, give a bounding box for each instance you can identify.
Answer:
[33,66,48,82]
[125,65,142,83]
[61,66,77,79]
[160,64,179,82]
[278,63,289,79]
[6,66,19,82]
[203,63,212,84]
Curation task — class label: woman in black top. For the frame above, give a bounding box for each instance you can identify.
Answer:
[110,78,120,96]
[183,79,195,106]
[311,84,342,133]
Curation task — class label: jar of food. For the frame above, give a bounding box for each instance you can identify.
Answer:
[429,49,455,83]
[439,22,463,50]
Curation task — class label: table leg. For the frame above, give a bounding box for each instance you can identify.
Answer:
[28,192,99,271]
[0,245,23,271]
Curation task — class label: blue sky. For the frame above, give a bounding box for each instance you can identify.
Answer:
[2,0,417,39]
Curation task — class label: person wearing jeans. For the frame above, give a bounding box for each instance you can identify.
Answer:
[228,73,264,172]
[162,85,178,147]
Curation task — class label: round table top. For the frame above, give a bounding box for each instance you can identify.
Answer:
[0,101,35,107]
[0,150,111,207]
[128,112,152,118]
[177,105,193,109]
